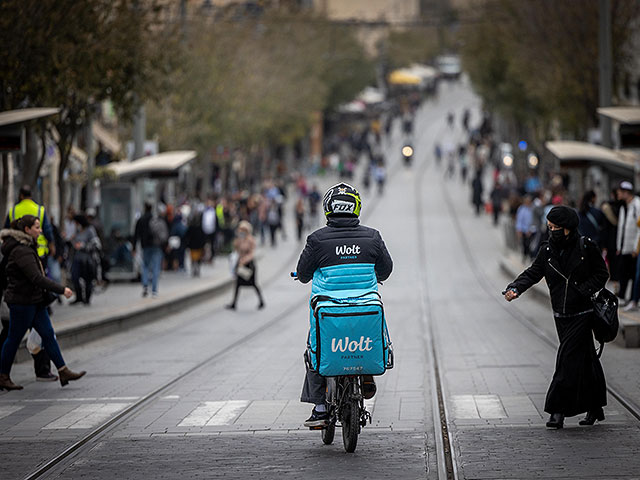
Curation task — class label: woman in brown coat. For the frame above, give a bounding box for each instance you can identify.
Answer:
[0,215,86,390]
[225,221,265,310]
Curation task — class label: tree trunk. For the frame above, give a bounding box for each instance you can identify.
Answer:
[21,125,41,199]
[57,140,72,227]
[0,153,8,223]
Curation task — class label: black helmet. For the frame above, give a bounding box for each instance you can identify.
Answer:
[322,183,362,217]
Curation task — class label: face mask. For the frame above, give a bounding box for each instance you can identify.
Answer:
[549,228,566,242]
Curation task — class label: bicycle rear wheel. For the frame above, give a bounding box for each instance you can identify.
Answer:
[342,399,359,453]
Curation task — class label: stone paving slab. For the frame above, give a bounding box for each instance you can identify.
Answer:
[45,433,429,480]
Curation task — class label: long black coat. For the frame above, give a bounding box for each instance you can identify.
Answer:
[507,232,609,416]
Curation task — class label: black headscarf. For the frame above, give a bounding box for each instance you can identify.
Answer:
[546,206,579,231]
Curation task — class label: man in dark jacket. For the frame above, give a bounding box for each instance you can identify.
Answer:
[133,203,166,297]
[504,206,609,429]
[296,183,393,427]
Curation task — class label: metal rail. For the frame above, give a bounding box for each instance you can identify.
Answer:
[415,146,458,480]
[22,170,395,480]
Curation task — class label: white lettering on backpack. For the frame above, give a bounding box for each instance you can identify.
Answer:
[331,336,373,353]
[335,244,361,256]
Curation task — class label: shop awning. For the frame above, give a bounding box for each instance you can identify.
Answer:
[388,69,421,86]
[106,150,197,180]
[407,64,438,81]
[546,140,634,173]
[597,107,640,125]
[356,87,385,105]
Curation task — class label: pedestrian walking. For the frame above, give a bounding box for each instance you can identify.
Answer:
[616,181,640,304]
[490,182,503,226]
[168,210,187,272]
[133,203,167,298]
[201,198,217,263]
[225,221,265,310]
[70,215,100,306]
[600,189,621,283]
[434,143,442,167]
[503,206,609,428]
[184,214,206,277]
[3,185,57,381]
[266,201,280,247]
[578,191,605,248]
[295,197,305,242]
[515,195,534,260]
[471,172,483,216]
[0,215,86,390]
[374,162,386,195]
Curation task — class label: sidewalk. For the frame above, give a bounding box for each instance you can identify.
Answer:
[500,248,640,348]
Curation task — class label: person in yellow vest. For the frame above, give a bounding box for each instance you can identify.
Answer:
[5,186,55,258]
[2,185,58,382]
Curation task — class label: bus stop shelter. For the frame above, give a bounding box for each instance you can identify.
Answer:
[101,150,197,280]
[545,140,634,203]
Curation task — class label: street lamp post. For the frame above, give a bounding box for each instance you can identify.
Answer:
[598,0,613,148]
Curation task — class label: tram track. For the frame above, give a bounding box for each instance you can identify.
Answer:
[438,171,640,424]
[21,160,401,479]
[23,286,308,480]
[414,150,458,479]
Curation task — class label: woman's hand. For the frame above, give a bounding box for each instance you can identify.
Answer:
[504,289,519,302]
[63,287,73,299]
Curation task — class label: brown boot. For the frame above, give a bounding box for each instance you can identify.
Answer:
[0,373,23,391]
[58,366,86,387]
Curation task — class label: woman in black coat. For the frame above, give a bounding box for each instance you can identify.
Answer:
[504,206,609,428]
[0,215,86,390]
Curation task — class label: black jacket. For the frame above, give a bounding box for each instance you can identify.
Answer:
[0,229,65,305]
[296,216,393,284]
[507,234,609,315]
[133,212,153,249]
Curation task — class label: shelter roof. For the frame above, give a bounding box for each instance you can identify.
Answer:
[0,108,60,127]
[546,140,634,172]
[106,151,196,180]
[597,106,640,124]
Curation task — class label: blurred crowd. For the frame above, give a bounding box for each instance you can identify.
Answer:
[439,107,640,313]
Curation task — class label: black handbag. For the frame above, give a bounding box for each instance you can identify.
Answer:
[577,237,619,357]
[590,288,619,344]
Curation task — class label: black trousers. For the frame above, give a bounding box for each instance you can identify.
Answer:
[618,254,636,300]
[301,366,326,405]
[0,318,52,377]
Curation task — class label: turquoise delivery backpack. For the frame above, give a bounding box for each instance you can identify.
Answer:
[307,291,394,376]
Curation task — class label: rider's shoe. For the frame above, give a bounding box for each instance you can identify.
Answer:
[304,408,329,428]
[362,375,376,400]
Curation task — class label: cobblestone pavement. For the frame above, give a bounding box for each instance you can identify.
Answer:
[3,80,640,480]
